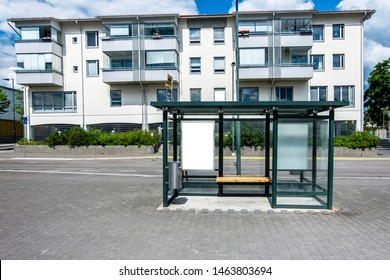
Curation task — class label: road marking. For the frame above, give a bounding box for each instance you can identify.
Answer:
[7,156,162,161]
[0,169,162,178]
[334,176,390,180]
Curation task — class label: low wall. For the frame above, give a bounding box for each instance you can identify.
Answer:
[14,144,158,155]
[15,144,377,157]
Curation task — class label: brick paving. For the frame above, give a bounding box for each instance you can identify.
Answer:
[0,151,389,259]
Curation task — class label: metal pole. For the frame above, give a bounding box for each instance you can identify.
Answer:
[162,110,169,207]
[235,0,241,175]
[218,111,224,196]
[231,62,235,154]
[173,113,178,161]
[327,108,335,210]
[11,78,16,143]
[272,109,278,208]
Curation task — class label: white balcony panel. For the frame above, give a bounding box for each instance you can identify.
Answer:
[102,69,135,84]
[279,65,313,80]
[239,36,269,48]
[240,67,270,79]
[280,34,313,47]
[144,69,178,82]
[16,71,63,86]
[101,38,133,52]
[144,38,179,50]
[15,41,62,57]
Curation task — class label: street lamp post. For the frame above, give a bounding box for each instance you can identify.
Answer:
[3,78,16,143]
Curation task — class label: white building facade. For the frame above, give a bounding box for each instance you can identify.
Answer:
[9,9,374,141]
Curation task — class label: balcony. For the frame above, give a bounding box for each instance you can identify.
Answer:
[280,33,313,47]
[101,37,133,53]
[102,68,135,84]
[144,68,179,82]
[15,70,63,86]
[240,66,270,80]
[239,64,313,81]
[15,39,62,57]
[144,36,179,50]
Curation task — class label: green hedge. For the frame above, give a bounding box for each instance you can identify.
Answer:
[334,131,379,150]
[45,127,160,148]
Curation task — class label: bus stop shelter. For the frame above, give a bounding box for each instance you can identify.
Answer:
[151,101,348,209]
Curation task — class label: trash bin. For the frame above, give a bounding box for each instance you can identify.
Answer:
[168,161,182,190]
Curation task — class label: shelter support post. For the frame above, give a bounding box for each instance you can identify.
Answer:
[271,109,278,208]
[162,110,169,207]
[173,113,178,161]
[312,117,317,192]
[218,111,224,196]
[327,108,335,210]
[265,111,271,196]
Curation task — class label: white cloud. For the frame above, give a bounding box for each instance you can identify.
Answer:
[229,0,314,13]
[0,0,198,87]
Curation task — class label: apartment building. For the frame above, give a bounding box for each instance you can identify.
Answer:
[8,9,374,141]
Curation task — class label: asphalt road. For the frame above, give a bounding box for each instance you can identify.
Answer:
[0,151,389,259]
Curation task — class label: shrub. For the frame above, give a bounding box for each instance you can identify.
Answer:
[223,123,265,149]
[334,131,379,150]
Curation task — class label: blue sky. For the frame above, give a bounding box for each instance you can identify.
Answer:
[195,0,341,14]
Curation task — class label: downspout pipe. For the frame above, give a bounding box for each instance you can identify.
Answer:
[76,20,86,130]
[137,17,149,131]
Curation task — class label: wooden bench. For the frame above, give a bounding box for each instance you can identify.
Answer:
[216,176,272,196]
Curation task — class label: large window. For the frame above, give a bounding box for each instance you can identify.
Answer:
[86,31,99,47]
[214,57,225,73]
[190,88,201,102]
[20,26,61,43]
[310,86,327,101]
[111,58,132,69]
[334,86,354,107]
[16,54,62,72]
[275,87,293,101]
[146,51,176,68]
[214,28,225,43]
[333,24,344,39]
[189,28,201,43]
[32,91,77,112]
[239,20,269,33]
[333,54,345,69]
[109,25,131,37]
[239,87,259,101]
[281,18,312,33]
[145,23,176,37]
[313,25,324,41]
[110,90,122,107]
[157,89,178,102]
[240,48,266,66]
[311,55,324,70]
[190,57,201,74]
[335,121,356,137]
[86,60,99,76]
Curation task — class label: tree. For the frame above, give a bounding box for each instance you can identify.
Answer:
[0,87,11,114]
[364,58,390,128]
[13,89,24,121]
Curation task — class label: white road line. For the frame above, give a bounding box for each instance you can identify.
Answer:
[334,176,390,180]
[0,169,162,178]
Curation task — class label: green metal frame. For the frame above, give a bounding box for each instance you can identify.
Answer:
[153,101,347,209]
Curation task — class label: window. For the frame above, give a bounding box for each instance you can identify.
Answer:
[73,66,78,73]
[110,25,131,37]
[335,121,356,137]
[334,86,354,107]
[311,55,324,70]
[86,60,99,76]
[20,26,61,43]
[190,57,201,74]
[281,18,312,33]
[146,51,176,68]
[310,86,327,101]
[145,23,175,37]
[332,24,344,39]
[214,57,225,73]
[72,37,78,44]
[111,59,132,69]
[110,90,122,107]
[157,89,178,102]
[190,88,201,102]
[32,91,77,112]
[313,25,324,41]
[275,87,293,101]
[214,28,224,43]
[239,20,269,33]
[189,28,201,43]
[240,48,266,66]
[333,54,345,69]
[86,31,99,47]
[214,88,226,101]
[16,54,62,72]
[239,87,259,101]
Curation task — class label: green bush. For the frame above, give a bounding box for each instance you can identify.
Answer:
[334,131,379,150]
[16,138,44,145]
[223,123,266,149]
[45,128,160,148]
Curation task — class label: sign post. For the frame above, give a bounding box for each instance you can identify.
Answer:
[21,116,28,157]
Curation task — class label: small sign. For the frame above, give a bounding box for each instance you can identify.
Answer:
[166,88,172,102]
[21,116,28,125]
